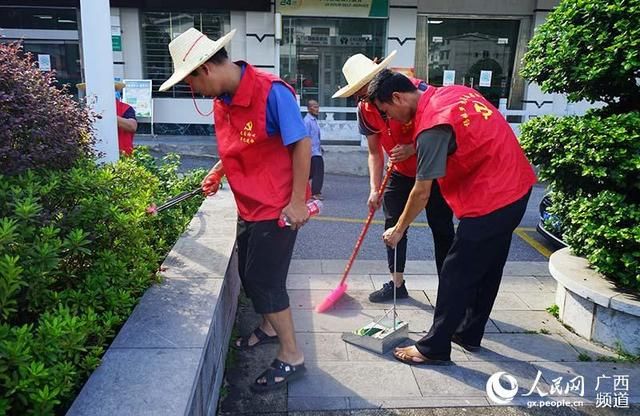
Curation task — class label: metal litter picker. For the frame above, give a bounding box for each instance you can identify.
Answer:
[341,247,408,354]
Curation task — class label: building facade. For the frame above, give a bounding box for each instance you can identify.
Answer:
[1,0,592,137]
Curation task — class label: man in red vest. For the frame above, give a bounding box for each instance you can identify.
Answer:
[333,54,454,303]
[367,69,537,365]
[115,86,137,155]
[159,28,310,391]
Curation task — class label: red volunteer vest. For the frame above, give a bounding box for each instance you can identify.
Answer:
[414,86,536,218]
[359,77,424,177]
[116,100,134,155]
[214,63,298,221]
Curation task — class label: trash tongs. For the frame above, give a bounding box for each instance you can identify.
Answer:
[146,187,202,215]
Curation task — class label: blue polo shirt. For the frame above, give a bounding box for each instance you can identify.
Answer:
[219,65,308,146]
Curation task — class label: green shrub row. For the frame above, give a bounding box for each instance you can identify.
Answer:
[0,150,205,415]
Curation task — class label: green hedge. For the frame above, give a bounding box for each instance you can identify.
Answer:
[0,150,205,415]
[521,0,640,112]
[520,112,640,289]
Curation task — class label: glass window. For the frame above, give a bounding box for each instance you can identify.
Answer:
[142,11,230,98]
[279,16,387,118]
[427,18,520,107]
[0,6,78,31]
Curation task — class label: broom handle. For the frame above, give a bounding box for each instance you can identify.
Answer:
[339,163,394,286]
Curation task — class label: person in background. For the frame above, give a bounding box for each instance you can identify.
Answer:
[304,99,324,200]
[114,82,137,155]
[76,81,137,155]
[333,53,454,303]
[159,28,310,392]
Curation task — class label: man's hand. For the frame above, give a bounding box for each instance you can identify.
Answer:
[367,190,382,212]
[281,200,309,230]
[382,226,403,247]
[389,144,416,163]
[201,170,223,196]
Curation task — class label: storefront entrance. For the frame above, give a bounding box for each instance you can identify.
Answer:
[280,16,386,117]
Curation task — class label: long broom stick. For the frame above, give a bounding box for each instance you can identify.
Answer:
[315,163,394,313]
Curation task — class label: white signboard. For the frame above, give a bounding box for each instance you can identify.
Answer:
[122,79,152,118]
[38,54,51,71]
[432,36,443,43]
[479,70,493,87]
[443,70,456,86]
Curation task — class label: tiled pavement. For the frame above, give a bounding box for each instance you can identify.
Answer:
[219,260,639,414]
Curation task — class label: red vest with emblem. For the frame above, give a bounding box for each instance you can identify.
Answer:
[116,99,134,155]
[414,85,536,218]
[214,63,298,221]
[359,77,424,177]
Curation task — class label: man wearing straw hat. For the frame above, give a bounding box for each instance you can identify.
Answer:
[367,69,536,365]
[159,28,310,392]
[333,53,454,303]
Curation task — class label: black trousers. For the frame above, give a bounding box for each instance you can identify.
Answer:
[310,156,324,195]
[415,189,532,360]
[383,172,454,275]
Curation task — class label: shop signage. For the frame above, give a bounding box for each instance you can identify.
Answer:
[122,79,153,118]
[276,0,388,18]
[112,26,122,52]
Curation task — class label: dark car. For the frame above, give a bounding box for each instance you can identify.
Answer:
[536,194,568,250]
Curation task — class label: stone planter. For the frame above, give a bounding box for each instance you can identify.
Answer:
[549,247,640,353]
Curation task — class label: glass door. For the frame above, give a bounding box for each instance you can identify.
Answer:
[426,18,520,107]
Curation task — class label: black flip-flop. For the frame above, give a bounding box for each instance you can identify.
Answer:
[251,359,306,393]
[233,327,278,350]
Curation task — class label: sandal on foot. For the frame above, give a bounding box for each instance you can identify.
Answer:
[251,359,306,393]
[233,327,278,350]
[393,348,450,366]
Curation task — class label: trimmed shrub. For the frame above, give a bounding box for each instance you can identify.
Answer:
[0,150,206,415]
[521,0,640,112]
[520,0,640,290]
[0,43,96,176]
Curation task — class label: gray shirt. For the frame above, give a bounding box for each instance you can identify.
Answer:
[416,124,457,180]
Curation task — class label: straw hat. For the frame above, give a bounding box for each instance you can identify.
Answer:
[332,50,397,98]
[76,81,126,91]
[159,28,236,92]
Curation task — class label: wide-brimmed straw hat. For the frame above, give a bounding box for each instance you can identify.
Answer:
[76,81,126,91]
[332,50,397,98]
[159,28,236,92]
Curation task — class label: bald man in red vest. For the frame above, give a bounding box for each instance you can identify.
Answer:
[368,69,536,365]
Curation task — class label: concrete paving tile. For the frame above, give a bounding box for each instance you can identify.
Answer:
[321,259,389,274]
[287,274,374,290]
[67,348,201,416]
[490,310,567,334]
[288,290,431,311]
[411,361,547,398]
[515,291,557,311]
[393,309,500,334]
[556,331,617,361]
[293,308,387,333]
[296,333,349,361]
[464,333,580,363]
[498,276,554,293]
[111,279,221,349]
[425,291,531,311]
[403,261,438,275]
[371,274,440,291]
[288,260,323,274]
[345,334,468,363]
[502,262,551,277]
[159,237,232,279]
[348,397,490,409]
[531,361,640,399]
[288,397,349,411]
[288,361,421,398]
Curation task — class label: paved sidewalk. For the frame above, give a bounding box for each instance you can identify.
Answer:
[219,259,640,414]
